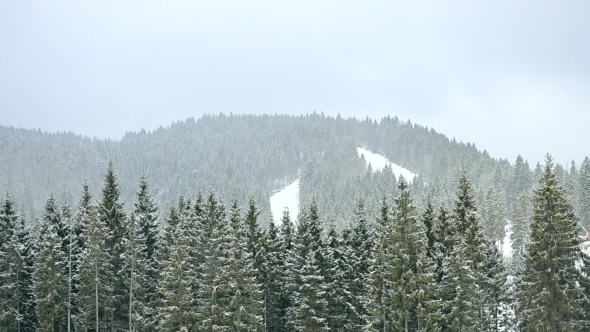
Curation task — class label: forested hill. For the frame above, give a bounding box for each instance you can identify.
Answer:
[1,113,588,234]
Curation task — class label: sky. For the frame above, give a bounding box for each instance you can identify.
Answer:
[1,1,589,166]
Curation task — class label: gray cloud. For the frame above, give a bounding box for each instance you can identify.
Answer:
[1,1,589,165]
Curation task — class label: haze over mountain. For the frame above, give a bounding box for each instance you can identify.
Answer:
[2,1,590,165]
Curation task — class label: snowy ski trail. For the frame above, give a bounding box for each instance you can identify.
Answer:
[357,147,416,182]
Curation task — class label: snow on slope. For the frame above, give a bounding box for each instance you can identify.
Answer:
[357,147,416,182]
[270,179,299,226]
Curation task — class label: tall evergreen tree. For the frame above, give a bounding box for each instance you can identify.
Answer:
[225,201,263,331]
[385,176,439,331]
[97,161,128,330]
[516,155,590,331]
[439,173,493,331]
[156,199,198,332]
[34,196,68,332]
[261,217,285,332]
[368,196,391,331]
[343,199,373,328]
[75,192,115,332]
[287,200,329,332]
[132,177,159,331]
[195,191,231,331]
[0,195,37,331]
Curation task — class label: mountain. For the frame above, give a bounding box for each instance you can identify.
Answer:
[0,112,584,233]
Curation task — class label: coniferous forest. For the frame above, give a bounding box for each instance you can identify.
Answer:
[1,114,590,331]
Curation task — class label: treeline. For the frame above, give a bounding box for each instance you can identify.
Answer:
[1,156,590,331]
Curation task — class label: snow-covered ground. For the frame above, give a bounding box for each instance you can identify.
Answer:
[270,179,299,226]
[357,147,416,182]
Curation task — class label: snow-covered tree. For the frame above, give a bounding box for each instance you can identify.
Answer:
[516,155,590,331]
[34,196,68,332]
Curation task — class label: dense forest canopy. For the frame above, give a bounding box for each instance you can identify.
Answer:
[1,114,590,331]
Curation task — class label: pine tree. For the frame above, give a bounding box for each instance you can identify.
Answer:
[343,199,373,328]
[225,201,263,331]
[439,173,493,332]
[195,191,231,331]
[97,161,128,330]
[278,208,296,332]
[132,177,159,331]
[34,196,68,332]
[385,176,439,331]
[0,195,37,331]
[516,155,590,331]
[287,200,329,332]
[368,196,391,331]
[155,199,198,332]
[261,217,285,332]
[75,192,115,332]
[244,198,265,285]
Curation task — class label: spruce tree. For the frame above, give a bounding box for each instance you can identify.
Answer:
[132,177,159,331]
[278,208,296,332]
[261,217,285,332]
[0,195,37,331]
[516,155,590,331]
[343,199,373,328]
[34,196,68,332]
[385,176,439,331]
[368,196,391,331]
[75,193,115,332]
[97,161,127,330]
[439,173,492,331]
[225,201,263,331]
[287,200,329,332]
[195,191,230,331]
[155,199,198,332]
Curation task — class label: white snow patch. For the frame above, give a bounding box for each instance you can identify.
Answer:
[270,179,299,226]
[357,147,416,182]
[502,220,513,258]
[582,240,590,256]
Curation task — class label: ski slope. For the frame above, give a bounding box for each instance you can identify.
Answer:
[270,179,299,226]
[357,147,416,182]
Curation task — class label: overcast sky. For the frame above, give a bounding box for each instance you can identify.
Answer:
[1,1,589,166]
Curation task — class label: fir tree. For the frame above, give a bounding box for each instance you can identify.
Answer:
[97,161,128,330]
[287,200,329,332]
[516,155,590,331]
[343,199,373,328]
[385,176,439,331]
[132,177,159,331]
[195,191,230,331]
[225,201,263,331]
[0,195,37,331]
[75,195,115,332]
[34,196,68,332]
[155,200,198,332]
[261,218,285,332]
[368,196,391,331]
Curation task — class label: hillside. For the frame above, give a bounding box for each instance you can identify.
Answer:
[1,112,587,236]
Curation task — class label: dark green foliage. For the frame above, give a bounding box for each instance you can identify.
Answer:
[287,200,330,332]
[34,196,68,332]
[516,155,590,331]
